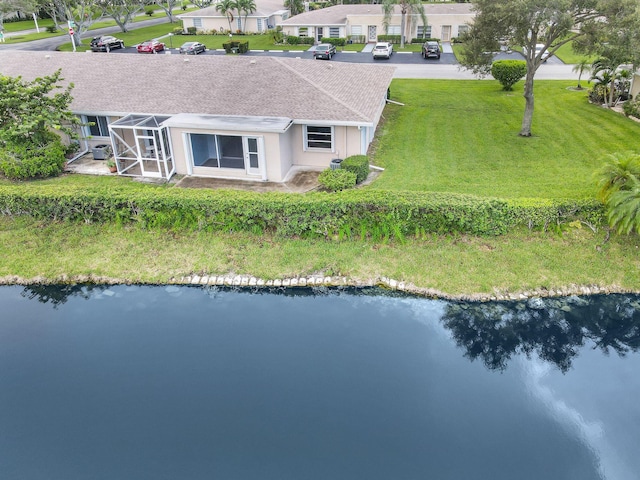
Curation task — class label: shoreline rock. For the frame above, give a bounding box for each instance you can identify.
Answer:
[0,274,634,302]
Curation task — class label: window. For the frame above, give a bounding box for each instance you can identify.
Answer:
[193,18,202,28]
[84,115,109,137]
[457,25,469,36]
[387,25,400,35]
[237,17,242,30]
[351,25,362,36]
[304,126,333,151]
[257,18,263,32]
[190,134,244,169]
[417,25,431,39]
[298,27,308,37]
[329,27,340,38]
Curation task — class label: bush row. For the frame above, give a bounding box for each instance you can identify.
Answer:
[222,41,249,53]
[286,36,315,45]
[0,184,604,239]
[320,37,346,47]
[377,35,401,44]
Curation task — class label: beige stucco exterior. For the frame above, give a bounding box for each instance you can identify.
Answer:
[631,73,640,100]
[181,12,289,34]
[280,4,474,43]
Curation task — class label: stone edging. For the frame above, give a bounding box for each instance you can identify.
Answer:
[0,274,634,302]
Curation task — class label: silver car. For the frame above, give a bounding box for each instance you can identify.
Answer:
[179,41,207,55]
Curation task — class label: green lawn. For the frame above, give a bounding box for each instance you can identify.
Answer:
[552,41,596,65]
[371,79,640,199]
[1,17,55,32]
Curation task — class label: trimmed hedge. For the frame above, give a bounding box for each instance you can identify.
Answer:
[320,37,346,47]
[377,35,401,44]
[222,41,249,53]
[318,169,357,191]
[341,155,369,184]
[0,184,604,240]
[491,59,527,91]
[286,36,315,45]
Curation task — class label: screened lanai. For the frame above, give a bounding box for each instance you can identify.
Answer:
[108,114,175,179]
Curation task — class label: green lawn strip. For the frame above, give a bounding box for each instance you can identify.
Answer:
[3,31,64,43]
[1,217,638,295]
[372,79,640,199]
[552,41,596,65]
[2,18,55,32]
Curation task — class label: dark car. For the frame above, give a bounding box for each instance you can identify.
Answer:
[313,43,337,60]
[422,41,441,59]
[179,41,206,55]
[90,35,125,52]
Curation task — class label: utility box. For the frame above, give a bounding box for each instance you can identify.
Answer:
[330,158,343,170]
[92,144,111,160]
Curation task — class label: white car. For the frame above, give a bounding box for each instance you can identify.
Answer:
[372,42,393,59]
[523,43,549,61]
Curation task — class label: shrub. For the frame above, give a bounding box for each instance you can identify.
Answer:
[286,35,299,45]
[186,26,197,35]
[341,155,369,184]
[45,25,58,33]
[411,37,438,44]
[144,6,155,16]
[348,35,365,44]
[622,98,640,119]
[320,37,346,47]
[173,27,184,35]
[288,36,314,45]
[222,41,249,53]
[318,169,357,192]
[491,60,527,91]
[0,136,66,180]
[377,35,401,44]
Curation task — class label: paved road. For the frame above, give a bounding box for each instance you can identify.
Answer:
[0,22,579,81]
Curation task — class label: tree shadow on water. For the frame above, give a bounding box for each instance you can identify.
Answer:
[441,295,640,373]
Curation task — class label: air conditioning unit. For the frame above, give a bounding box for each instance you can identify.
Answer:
[91,144,111,160]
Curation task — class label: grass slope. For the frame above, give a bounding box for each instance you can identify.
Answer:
[371,80,640,199]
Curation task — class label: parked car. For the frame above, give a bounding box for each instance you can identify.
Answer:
[523,43,549,61]
[372,42,393,60]
[313,43,337,60]
[179,41,206,55]
[137,40,165,54]
[90,35,125,52]
[422,41,441,59]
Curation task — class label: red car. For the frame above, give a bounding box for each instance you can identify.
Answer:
[137,40,165,53]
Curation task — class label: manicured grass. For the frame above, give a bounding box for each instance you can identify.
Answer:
[371,79,640,199]
[1,217,638,295]
[552,41,596,65]
[1,17,55,32]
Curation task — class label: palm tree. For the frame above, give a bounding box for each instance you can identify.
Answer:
[216,0,237,33]
[283,0,303,17]
[381,0,427,49]
[572,58,591,90]
[237,0,256,33]
[594,151,640,234]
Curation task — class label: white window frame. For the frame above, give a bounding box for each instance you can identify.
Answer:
[351,25,362,36]
[193,18,202,28]
[298,26,308,37]
[329,27,340,38]
[388,25,401,35]
[417,25,431,38]
[457,25,469,36]
[257,18,263,32]
[236,17,242,31]
[303,125,334,152]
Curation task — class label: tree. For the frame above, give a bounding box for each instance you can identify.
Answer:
[594,152,640,235]
[283,0,303,17]
[571,58,591,90]
[99,0,145,33]
[459,0,640,137]
[216,0,236,32]
[191,0,213,7]
[491,60,526,91]
[381,0,426,49]
[36,0,104,44]
[0,70,79,179]
[237,0,255,33]
[0,0,37,30]
[153,0,179,23]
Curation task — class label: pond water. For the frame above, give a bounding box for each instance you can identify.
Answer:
[0,285,639,480]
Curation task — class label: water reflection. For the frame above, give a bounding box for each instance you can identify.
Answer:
[442,295,640,372]
[20,284,109,308]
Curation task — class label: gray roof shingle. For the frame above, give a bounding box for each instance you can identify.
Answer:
[0,51,394,124]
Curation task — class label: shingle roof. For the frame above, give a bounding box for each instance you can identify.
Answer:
[0,51,394,124]
[280,3,474,26]
[179,0,287,18]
